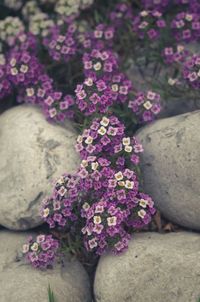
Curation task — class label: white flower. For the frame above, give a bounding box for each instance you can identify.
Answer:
[26,88,35,97]
[100,117,110,127]
[139,199,148,208]
[107,216,117,226]
[43,208,50,218]
[122,137,130,146]
[115,171,123,181]
[10,58,16,67]
[20,65,28,73]
[93,216,102,224]
[118,181,125,186]
[31,242,39,251]
[111,84,119,92]
[124,145,133,153]
[22,244,29,253]
[93,62,102,71]
[143,101,152,110]
[125,180,134,189]
[138,209,146,219]
[85,136,93,144]
[91,162,99,170]
[77,135,83,143]
[140,10,149,17]
[81,159,88,168]
[185,14,193,21]
[82,202,90,211]
[168,78,177,86]
[98,126,107,135]
[11,68,18,76]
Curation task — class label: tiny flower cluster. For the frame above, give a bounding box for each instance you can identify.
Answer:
[43,93,75,121]
[76,115,143,167]
[128,90,161,122]
[141,0,169,11]
[109,2,133,29]
[75,115,156,254]
[82,49,119,80]
[81,199,131,255]
[18,74,53,105]
[75,77,115,115]
[6,50,43,86]
[81,191,156,255]
[171,12,200,42]
[29,13,55,37]
[182,54,200,89]
[43,19,79,62]
[55,0,94,17]
[162,44,190,64]
[81,24,115,51]
[132,10,167,40]
[22,234,59,269]
[4,0,23,10]
[22,1,42,21]
[40,174,81,229]
[76,115,125,159]
[0,17,25,46]
[0,54,12,99]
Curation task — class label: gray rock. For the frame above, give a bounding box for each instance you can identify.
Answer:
[94,232,200,302]
[0,230,91,302]
[137,110,200,230]
[0,105,80,230]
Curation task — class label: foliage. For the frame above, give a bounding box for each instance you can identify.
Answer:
[0,0,199,265]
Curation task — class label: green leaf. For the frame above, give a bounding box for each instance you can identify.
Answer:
[48,284,56,302]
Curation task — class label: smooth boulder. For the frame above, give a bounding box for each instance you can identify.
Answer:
[0,230,91,302]
[137,110,200,230]
[0,105,80,230]
[94,232,200,302]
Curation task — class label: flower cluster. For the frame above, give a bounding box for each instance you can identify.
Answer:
[162,44,190,64]
[6,50,43,86]
[43,19,79,62]
[0,54,12,99]
[81,190,156,255]
[17,74,53,105]
[132,9,167,40]
[0,17,25,46]
[81,199,131,255]
[81,24,115,51]
[29,13,55,37]
[141,0,169,11]
[76,115,125,159]
[22,234,59,269]
[0,0,169,260]
[11,32,38,54]
[76,48,134,115]
[73,115,156,254]
[22,1,42,20]
[42,93,75,121]
[171,12,200,42]
[40,174,81,229]
[76,115,143,165]
[55,0,94,17]
[82,49,119,80]
[4,0,23,10]
[75,76,115,115]
[128,90,161,122]
[182,54,200,89]
[109,2,133,30]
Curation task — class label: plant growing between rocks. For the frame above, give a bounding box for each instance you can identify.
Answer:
[0,0,199,276]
